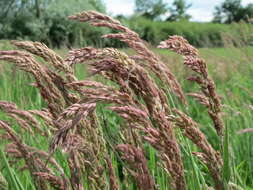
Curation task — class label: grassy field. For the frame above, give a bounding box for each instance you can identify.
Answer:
[0,38,253,190]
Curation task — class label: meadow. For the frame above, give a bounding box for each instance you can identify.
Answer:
[0,11,253,190]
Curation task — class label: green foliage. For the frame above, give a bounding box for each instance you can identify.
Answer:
[1,1,253,49]
[0,149,24,190]
[47,0,105,16]
[134,0,168,20]
[0,0,52,20]
[214,0,253,23]
[0,0,106,47]
[127,16,253,47]
[167,0,192,21]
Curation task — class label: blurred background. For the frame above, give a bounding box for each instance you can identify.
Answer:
[0,0,253,48]
[1,2,253,189]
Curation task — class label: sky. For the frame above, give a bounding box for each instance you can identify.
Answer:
[103,0,253,22]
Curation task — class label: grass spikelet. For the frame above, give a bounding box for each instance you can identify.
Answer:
[116,144,155,190]
[105,156,120,190]
[33,172,67,190]
[159,35,224,137]
[11,40,73,76]
[69,11,186,104]
[0,10,242,190]
[49,102,96,154]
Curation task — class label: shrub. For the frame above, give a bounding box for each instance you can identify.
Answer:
[127,16,253,47]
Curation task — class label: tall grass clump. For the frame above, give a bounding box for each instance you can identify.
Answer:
[0,10,251,190]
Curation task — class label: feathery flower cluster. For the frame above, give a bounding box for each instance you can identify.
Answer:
[0,11,227,190]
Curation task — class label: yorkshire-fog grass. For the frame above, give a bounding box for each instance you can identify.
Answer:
[0,11,253,190]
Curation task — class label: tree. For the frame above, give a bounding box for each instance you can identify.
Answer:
[0,0,16,19]
[243,3,253,21]
[135,0,168,20]
[213,0,242,23]
[213,0,253,23]
[0,0,106,47]
[167,0,191,21]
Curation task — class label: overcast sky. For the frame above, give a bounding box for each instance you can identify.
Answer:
[103,0,253,22]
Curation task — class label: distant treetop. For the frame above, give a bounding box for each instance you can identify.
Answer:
[167,0,192,22]
[213,0,253,23]
[134,0,168,20]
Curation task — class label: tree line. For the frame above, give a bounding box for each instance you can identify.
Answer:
[135,0,253,23]
[0,0,252,48]
[0,0,106,47]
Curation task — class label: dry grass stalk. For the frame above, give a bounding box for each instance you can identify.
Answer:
[237,128,253,134]
[116,144,155,190]
[109,105,185,189]
[60,132,104,189]
[169,109,224,189]
[69,11,186,104]
[0,120,49,190]
[4,141,68,188]
[11,41,73,76]
[3,132,68,189]
[66,46,186,189]
[159,36,226,189]
[193,152,224,190]
[0,101,47,136]
[66,18,186,188]
[28,109,56,131]
[0,10,232,190]
[105,156,120,190]
[49,102,96,154]
[11,40,80,105]
[0,50,66,116]
[67,151,84,190]
[34,172,68,190]
[1,39,107,190]
[158,35,224,137]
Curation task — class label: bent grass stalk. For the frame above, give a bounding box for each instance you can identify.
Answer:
[0,10,234,190]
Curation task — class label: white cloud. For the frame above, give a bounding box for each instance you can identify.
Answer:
[242,0,253,6]
[188,8,213,22]
[104,0,135,16]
